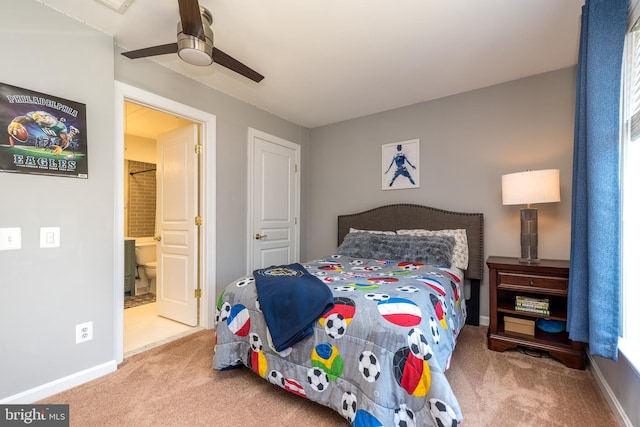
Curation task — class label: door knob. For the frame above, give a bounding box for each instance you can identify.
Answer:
[255,233,267,240]
[153,235,161,242]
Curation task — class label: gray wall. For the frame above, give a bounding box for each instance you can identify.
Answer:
[0,0,116,398]
[307,68,576,318]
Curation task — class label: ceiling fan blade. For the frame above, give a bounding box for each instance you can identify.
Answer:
[122,43,179,59]
[178,0,205,39]
[213,47,264,83]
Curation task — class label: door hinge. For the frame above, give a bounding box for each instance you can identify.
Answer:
[295,217,297,225]
[195,216,202,226]
[194,288,202,298]
[295,164,298,173]
[195,144,203,155]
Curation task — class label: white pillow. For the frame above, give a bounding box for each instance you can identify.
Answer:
[349,227,396,235]
[396,229,468,270]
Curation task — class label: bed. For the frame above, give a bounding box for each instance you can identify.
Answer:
[213,204,484,426]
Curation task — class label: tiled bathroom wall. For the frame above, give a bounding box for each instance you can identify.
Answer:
[127,160,156,237]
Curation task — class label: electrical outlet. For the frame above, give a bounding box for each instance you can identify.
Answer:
[75,321,93,344]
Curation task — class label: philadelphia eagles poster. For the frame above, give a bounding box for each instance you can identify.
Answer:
[1,82,88,178]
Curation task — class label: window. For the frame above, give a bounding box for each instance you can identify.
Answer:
[620,24,640,372]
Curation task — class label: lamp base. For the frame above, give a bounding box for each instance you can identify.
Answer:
[519,208,539,264]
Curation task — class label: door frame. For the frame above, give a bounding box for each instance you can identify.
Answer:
[247,127,300,272]
[113,82,216,363]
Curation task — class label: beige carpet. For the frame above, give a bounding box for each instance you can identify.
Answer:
[446,326,617,427]
[39,326,617,427]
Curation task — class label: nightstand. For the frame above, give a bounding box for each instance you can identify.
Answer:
[486,256,585,369]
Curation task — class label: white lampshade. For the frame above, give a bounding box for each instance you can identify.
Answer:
[502,169,561,206]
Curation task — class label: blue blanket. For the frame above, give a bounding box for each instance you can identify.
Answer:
[253,263,334,352]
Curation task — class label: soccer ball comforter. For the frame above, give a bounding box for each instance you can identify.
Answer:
[213,255,466,427]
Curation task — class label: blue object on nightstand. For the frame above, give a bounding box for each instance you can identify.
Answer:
[536,318,566,333]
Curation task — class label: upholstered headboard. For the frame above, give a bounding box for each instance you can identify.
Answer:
[337,204,484,325]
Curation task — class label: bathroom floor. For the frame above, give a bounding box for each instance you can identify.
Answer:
[124,301,200,356]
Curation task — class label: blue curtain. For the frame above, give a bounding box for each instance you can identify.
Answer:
[568,0,627,361]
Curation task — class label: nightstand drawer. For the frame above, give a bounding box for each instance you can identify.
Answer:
[498,272,568,291]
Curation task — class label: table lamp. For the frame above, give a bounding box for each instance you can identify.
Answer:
[501,169,560,264]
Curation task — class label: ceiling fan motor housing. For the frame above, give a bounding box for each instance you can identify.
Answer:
[177,6,214,66]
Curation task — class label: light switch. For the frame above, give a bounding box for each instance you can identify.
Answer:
[0,228,21,250]
[40,227,60,248]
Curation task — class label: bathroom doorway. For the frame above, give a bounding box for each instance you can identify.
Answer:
[123,102,199,354]
[114,82,217,361]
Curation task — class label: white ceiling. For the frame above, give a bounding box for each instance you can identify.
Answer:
[40,0,585,129]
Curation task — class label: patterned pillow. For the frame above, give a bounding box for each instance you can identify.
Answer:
[396,229,469,270]
[334,232,372,258]
[335,232,454,267]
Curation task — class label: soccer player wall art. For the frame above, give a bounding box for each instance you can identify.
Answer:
[381,139,420,190]
[1,82,88,178]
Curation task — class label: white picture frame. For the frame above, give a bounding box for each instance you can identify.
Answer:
[381,139,420,190]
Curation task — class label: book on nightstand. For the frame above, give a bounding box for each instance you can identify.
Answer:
[515,296,549,315]
[515,306,550,315]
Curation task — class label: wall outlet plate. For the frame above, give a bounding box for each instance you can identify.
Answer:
[76,321,93,344]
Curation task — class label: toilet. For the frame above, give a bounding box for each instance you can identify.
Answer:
[143,261,156,286]
[133,237,157,295]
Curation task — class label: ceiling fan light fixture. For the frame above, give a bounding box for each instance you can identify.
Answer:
[177,36,213,66]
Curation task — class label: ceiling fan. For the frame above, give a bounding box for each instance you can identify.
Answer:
[121,0,264,82]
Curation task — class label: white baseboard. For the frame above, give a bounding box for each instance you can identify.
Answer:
[0,360,117,404]
[479,314,490,326]
[587,353,633,427]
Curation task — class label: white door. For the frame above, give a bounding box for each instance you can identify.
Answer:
[249,129,300,271]
[156,124,199,326]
